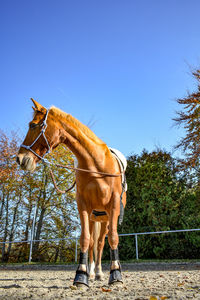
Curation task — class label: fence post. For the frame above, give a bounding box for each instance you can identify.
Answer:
[135,234,139,260]
[29,203,37,263]
[75,237,78,263]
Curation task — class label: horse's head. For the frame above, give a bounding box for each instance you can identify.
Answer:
[16,98,61,172]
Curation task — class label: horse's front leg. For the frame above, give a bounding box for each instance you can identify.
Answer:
[88,220,96,280]
[73,206,90,288]
[107,195,123,285]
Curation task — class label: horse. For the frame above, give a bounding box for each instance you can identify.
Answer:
[16,98,127,287]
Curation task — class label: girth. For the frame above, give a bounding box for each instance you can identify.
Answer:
[92,210,107,217]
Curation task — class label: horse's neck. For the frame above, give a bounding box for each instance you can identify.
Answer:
[59,113,107,169]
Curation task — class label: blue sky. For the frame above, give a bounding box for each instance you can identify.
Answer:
[1,0,200,157]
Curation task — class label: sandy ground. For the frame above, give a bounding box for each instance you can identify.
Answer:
[0,263,200,300]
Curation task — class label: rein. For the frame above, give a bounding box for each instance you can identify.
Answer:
[47,162,124,194]
[45,161,124,195]
[53,162,124,177]
[49,168,76,194]
[45,159,124,195]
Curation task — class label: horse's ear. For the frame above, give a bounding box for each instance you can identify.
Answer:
[30,98,46,113]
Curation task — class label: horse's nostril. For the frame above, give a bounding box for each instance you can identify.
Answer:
[16,156,20,165]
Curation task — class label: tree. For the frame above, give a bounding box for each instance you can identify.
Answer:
[0,130,24,262]
[173,69,200,171]
[111,149,200,260]
[29,145,79,262]
[0,130,79,263]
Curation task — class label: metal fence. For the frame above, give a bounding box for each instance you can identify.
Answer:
[1,228,200,263]
[118,228,200,260]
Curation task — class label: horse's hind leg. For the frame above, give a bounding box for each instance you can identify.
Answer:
[73,208,90,288]
[107,196,123,285]
[95,221,108,280]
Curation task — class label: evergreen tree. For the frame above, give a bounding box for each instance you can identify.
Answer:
[114,149,200,260]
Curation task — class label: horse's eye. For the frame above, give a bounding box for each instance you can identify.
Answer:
[29,123,38,129]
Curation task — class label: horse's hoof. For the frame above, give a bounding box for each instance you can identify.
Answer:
[73,270,89,288]
[108,269,123,285]
[89,273,95,281]
[95,274,104,281]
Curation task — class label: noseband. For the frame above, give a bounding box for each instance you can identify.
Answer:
[20,109,50,162]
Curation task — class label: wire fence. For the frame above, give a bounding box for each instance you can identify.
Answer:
[1,228,200,263]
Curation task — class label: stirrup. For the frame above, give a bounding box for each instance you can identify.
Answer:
[73,270,89,287]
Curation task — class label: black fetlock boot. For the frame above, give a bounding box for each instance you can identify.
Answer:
[73,251,89,287]
[108,248,123,285]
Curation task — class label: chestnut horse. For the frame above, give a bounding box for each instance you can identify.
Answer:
[16,99,126,287]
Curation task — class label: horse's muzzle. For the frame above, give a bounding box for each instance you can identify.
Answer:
[16,153,36,172]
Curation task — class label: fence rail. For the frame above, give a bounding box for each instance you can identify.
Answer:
[1,228,200,263]
[118,228,200,260]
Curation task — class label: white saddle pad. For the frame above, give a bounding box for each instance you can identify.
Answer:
[109,147,127,171]
[109,147,127,192]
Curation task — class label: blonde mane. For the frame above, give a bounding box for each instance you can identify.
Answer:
[50,106,105,145]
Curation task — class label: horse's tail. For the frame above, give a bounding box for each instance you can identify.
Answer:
[93,222,101,260]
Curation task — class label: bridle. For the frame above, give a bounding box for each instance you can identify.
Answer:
[20,109,51,162]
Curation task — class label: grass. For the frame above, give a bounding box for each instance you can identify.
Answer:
[0,261,77,266]
[120,258,200,263]
[1,258,200,266]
